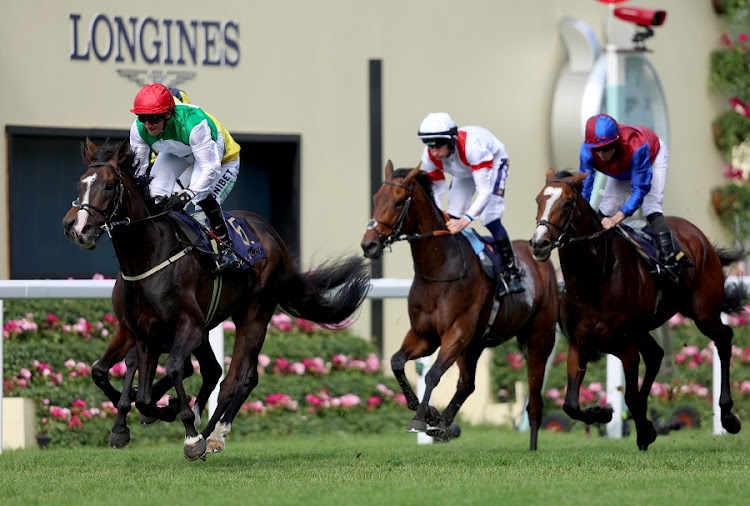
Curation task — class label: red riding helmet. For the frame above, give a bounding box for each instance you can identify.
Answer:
[130,83,175,114]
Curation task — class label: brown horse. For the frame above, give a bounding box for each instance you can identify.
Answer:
[62,139,370,460]
[529,169,747,450]
[360,162,559,450]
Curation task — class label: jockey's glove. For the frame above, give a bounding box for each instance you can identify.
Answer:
[163,191,192,212]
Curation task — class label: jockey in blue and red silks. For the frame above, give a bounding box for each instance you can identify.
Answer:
[579,113,683,277]
[417,112,523,297]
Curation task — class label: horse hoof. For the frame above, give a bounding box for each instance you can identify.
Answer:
[406,419,427,433]
[207,439,225,454]
[184,436,207,461]
[426,425,447,440]
[722,414,741,434]
[446,423,461,440]
[108,429,131,449]
[637,422,657,451]
[424,406,442,426]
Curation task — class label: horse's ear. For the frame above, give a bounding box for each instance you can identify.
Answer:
[115,139,131,165]
[81,137,98,165]
[404,164,421,184]
[545,168,556,181]
[572,171,589,186]
[385,160,394,180]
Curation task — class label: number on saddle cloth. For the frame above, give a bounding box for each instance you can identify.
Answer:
[169,211,267,270]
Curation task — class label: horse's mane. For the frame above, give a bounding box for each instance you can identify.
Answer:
[392,168,440,212]
[554,169,576,179]
[91,140,158,211]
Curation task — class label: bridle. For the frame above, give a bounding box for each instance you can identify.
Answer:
[536,178,608,249]
[72,161,130,238]
[73,161,169,238]
[366,179,452,247]
[366,177,467,282]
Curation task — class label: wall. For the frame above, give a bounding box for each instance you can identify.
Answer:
[0,1,729,422]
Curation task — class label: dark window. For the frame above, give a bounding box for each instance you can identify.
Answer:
[6,126,299,279]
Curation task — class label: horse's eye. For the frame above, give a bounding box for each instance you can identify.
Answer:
[105,182,115,191]
[395,200,404,208]
[562,200,573,209]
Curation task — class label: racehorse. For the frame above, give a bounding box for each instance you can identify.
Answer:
[530,169,747,450]
[63,139,370,460]
[360,162,559,450]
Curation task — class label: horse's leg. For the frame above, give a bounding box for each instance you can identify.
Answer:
[186,338,224,432]
[620,339,656,450]
[134,340,177,423]
[138,357,193,425]
[391,329,439,425]
[562,340,612,425]
[409,325,467,433]
[202,301,274,454]
[427,346,483,441]
[108,347,138,448]
[696,318,741,434]
[163,318,208,461]
[523,325,557,451]
[91,322,134,404]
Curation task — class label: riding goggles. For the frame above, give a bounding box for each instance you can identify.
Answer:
[137,113,167,124]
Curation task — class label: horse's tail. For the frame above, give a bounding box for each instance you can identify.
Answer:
[723,279,748,315]
[715,244,745,267]
[278,255,371,328]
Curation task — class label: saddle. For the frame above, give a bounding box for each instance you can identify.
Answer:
[460,229,517,296]
[168,211,266,273]
[615,222,690,283]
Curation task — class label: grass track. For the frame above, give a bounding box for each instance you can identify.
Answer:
[1,425,749,505]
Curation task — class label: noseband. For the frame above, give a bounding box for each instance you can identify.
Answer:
[73,161,129,237]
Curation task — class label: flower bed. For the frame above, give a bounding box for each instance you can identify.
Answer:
[2,299,408,448]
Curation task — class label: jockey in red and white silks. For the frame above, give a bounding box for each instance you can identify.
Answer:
[421,125,510,226]
[417,112,522,296]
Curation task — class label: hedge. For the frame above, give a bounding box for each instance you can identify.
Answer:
[2,299,409,448]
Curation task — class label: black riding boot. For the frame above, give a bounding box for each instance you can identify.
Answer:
[647,213,682,282]
[199,196,240,273]
[495,237,525,297]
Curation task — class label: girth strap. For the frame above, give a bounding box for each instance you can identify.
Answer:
[121,247,194,281]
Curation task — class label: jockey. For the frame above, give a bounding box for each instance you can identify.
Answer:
[129,83,241,273]
[579,113,683,278]
[418,112,523,296]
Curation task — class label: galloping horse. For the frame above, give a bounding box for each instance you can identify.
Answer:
[63,139,370,460]
[530,169,747,450]
[361,162,558,450]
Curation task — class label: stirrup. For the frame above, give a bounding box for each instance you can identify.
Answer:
[213,245,241,273]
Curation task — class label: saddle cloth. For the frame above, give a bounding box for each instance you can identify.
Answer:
[460,229,506,281]
[170,211,266,272]
[616,222,686,272]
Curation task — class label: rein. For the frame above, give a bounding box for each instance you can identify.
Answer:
[368,178,469,282]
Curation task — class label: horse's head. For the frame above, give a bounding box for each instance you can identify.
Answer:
[361,160,422,259]
[529,168,589,261]
[62,138,138,250]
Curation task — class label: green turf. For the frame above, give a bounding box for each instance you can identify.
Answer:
[1,425,748,506]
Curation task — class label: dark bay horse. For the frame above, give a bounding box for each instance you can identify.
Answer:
[63,139,370,460]
[360,162,558,450]
[530,169,747,450]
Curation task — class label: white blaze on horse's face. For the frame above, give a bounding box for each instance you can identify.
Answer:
[74,173,97,235]
[532,186,562,242]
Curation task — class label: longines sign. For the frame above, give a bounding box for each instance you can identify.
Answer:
[69,13,240,86]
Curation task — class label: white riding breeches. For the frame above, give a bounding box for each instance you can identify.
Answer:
[446,176,505,224]
[149,153,240,205]
[599,138,669,218]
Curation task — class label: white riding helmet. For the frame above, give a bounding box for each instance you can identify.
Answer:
[417,112,458,146]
